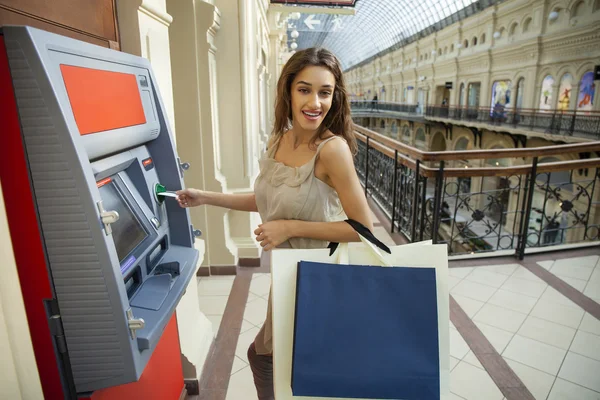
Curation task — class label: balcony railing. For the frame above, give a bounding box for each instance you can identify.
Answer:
[426,105,600,138]
[351,100,418,114]
[349,101,600,139]
[353,124,600,258]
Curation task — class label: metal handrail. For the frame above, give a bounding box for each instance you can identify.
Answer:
[353,123,600,259]
[350,101,600,138]
[354,124,600,162]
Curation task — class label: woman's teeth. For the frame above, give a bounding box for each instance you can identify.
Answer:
[303,111,321,119]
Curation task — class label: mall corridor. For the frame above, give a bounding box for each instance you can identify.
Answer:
[1,0,599,399]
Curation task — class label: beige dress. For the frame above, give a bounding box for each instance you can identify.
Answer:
[253,135,346,355]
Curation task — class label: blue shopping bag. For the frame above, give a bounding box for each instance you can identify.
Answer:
[291,221,441,400]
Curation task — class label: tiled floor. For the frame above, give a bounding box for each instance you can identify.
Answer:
[226,273,270,400]
[447,255,600,400]
[194,213,600,400]
[197,275,236,335]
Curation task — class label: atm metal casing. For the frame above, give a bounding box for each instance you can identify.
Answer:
[0,26,199,396]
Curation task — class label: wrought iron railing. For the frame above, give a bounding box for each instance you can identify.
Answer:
[426,105,600,138]
[351,100,418,114]
[353,124,600,258]
[349,101,600,138]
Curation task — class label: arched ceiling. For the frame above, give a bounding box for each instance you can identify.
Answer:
[286,0,500,70]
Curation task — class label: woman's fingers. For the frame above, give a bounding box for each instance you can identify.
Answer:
[255,225,272,250]
[259,239,276,251]
[176,194,190,208]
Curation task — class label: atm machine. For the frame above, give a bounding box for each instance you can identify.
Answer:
[0,26,200,399]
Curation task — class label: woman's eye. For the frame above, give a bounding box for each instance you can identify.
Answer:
[321,92,332,96]
[299,88,309,94]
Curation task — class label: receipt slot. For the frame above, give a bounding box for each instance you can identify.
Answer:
[0,26,199,398]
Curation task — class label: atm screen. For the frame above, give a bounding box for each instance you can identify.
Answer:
[98,181,148,266]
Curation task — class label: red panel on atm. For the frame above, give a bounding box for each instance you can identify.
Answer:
[60,65,146,135]
[84,314,184,400]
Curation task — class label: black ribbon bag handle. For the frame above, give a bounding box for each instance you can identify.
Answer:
[327,219,392,256]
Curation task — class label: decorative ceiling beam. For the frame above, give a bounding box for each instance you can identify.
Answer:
[269,4,356,15]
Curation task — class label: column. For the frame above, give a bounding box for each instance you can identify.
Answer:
[168,0,235,268]
[213,0,265,260]
[479,73,491,108]
[523,68,539,109]
[167,0,226,383]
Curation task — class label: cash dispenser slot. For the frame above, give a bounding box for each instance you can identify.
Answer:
[130,247,196,351]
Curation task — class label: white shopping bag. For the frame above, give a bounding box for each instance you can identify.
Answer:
[270,237,449,400]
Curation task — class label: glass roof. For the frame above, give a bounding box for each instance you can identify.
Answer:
[286,0,500,70]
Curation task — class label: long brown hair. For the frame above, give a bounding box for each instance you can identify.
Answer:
[271,48,357,154]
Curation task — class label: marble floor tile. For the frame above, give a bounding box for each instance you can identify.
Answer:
[450,361,504,400]
[451,279,498,302]
[530,298,585,329]
[500,276,547,298]
[547,378,600,400]
[487,288,538,314]
[198,295,229,316]
[225,366,258,400]
[569,330,600,362]
[464,268,510,288]
[473,303,528,333]
[243,296,268,327]
[517,316,577,350]
[504,359,555,400]
[451,294,485,318]
[503,335,567,375]
[558,352,600,392]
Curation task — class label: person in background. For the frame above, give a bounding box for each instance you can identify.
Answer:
[440,201,452,225]
[372,93,378,111]
[543,216,560,244]
[176,47,372,400]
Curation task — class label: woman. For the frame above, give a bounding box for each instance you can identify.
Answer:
[176,47,372,399]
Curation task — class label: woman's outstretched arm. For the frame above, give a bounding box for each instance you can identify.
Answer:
[176,189,258,212]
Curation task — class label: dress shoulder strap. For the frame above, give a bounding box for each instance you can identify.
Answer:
[266,135,282,157]
[315,135,340,154]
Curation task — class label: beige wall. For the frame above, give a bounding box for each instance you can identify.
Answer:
[0,182,45,399]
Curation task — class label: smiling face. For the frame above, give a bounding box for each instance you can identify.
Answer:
[290,65,336,135]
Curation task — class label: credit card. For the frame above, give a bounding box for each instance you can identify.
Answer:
[157,191,178,198]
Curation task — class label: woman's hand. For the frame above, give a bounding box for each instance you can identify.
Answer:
[254,220,292,251]
[176,188,206,208]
